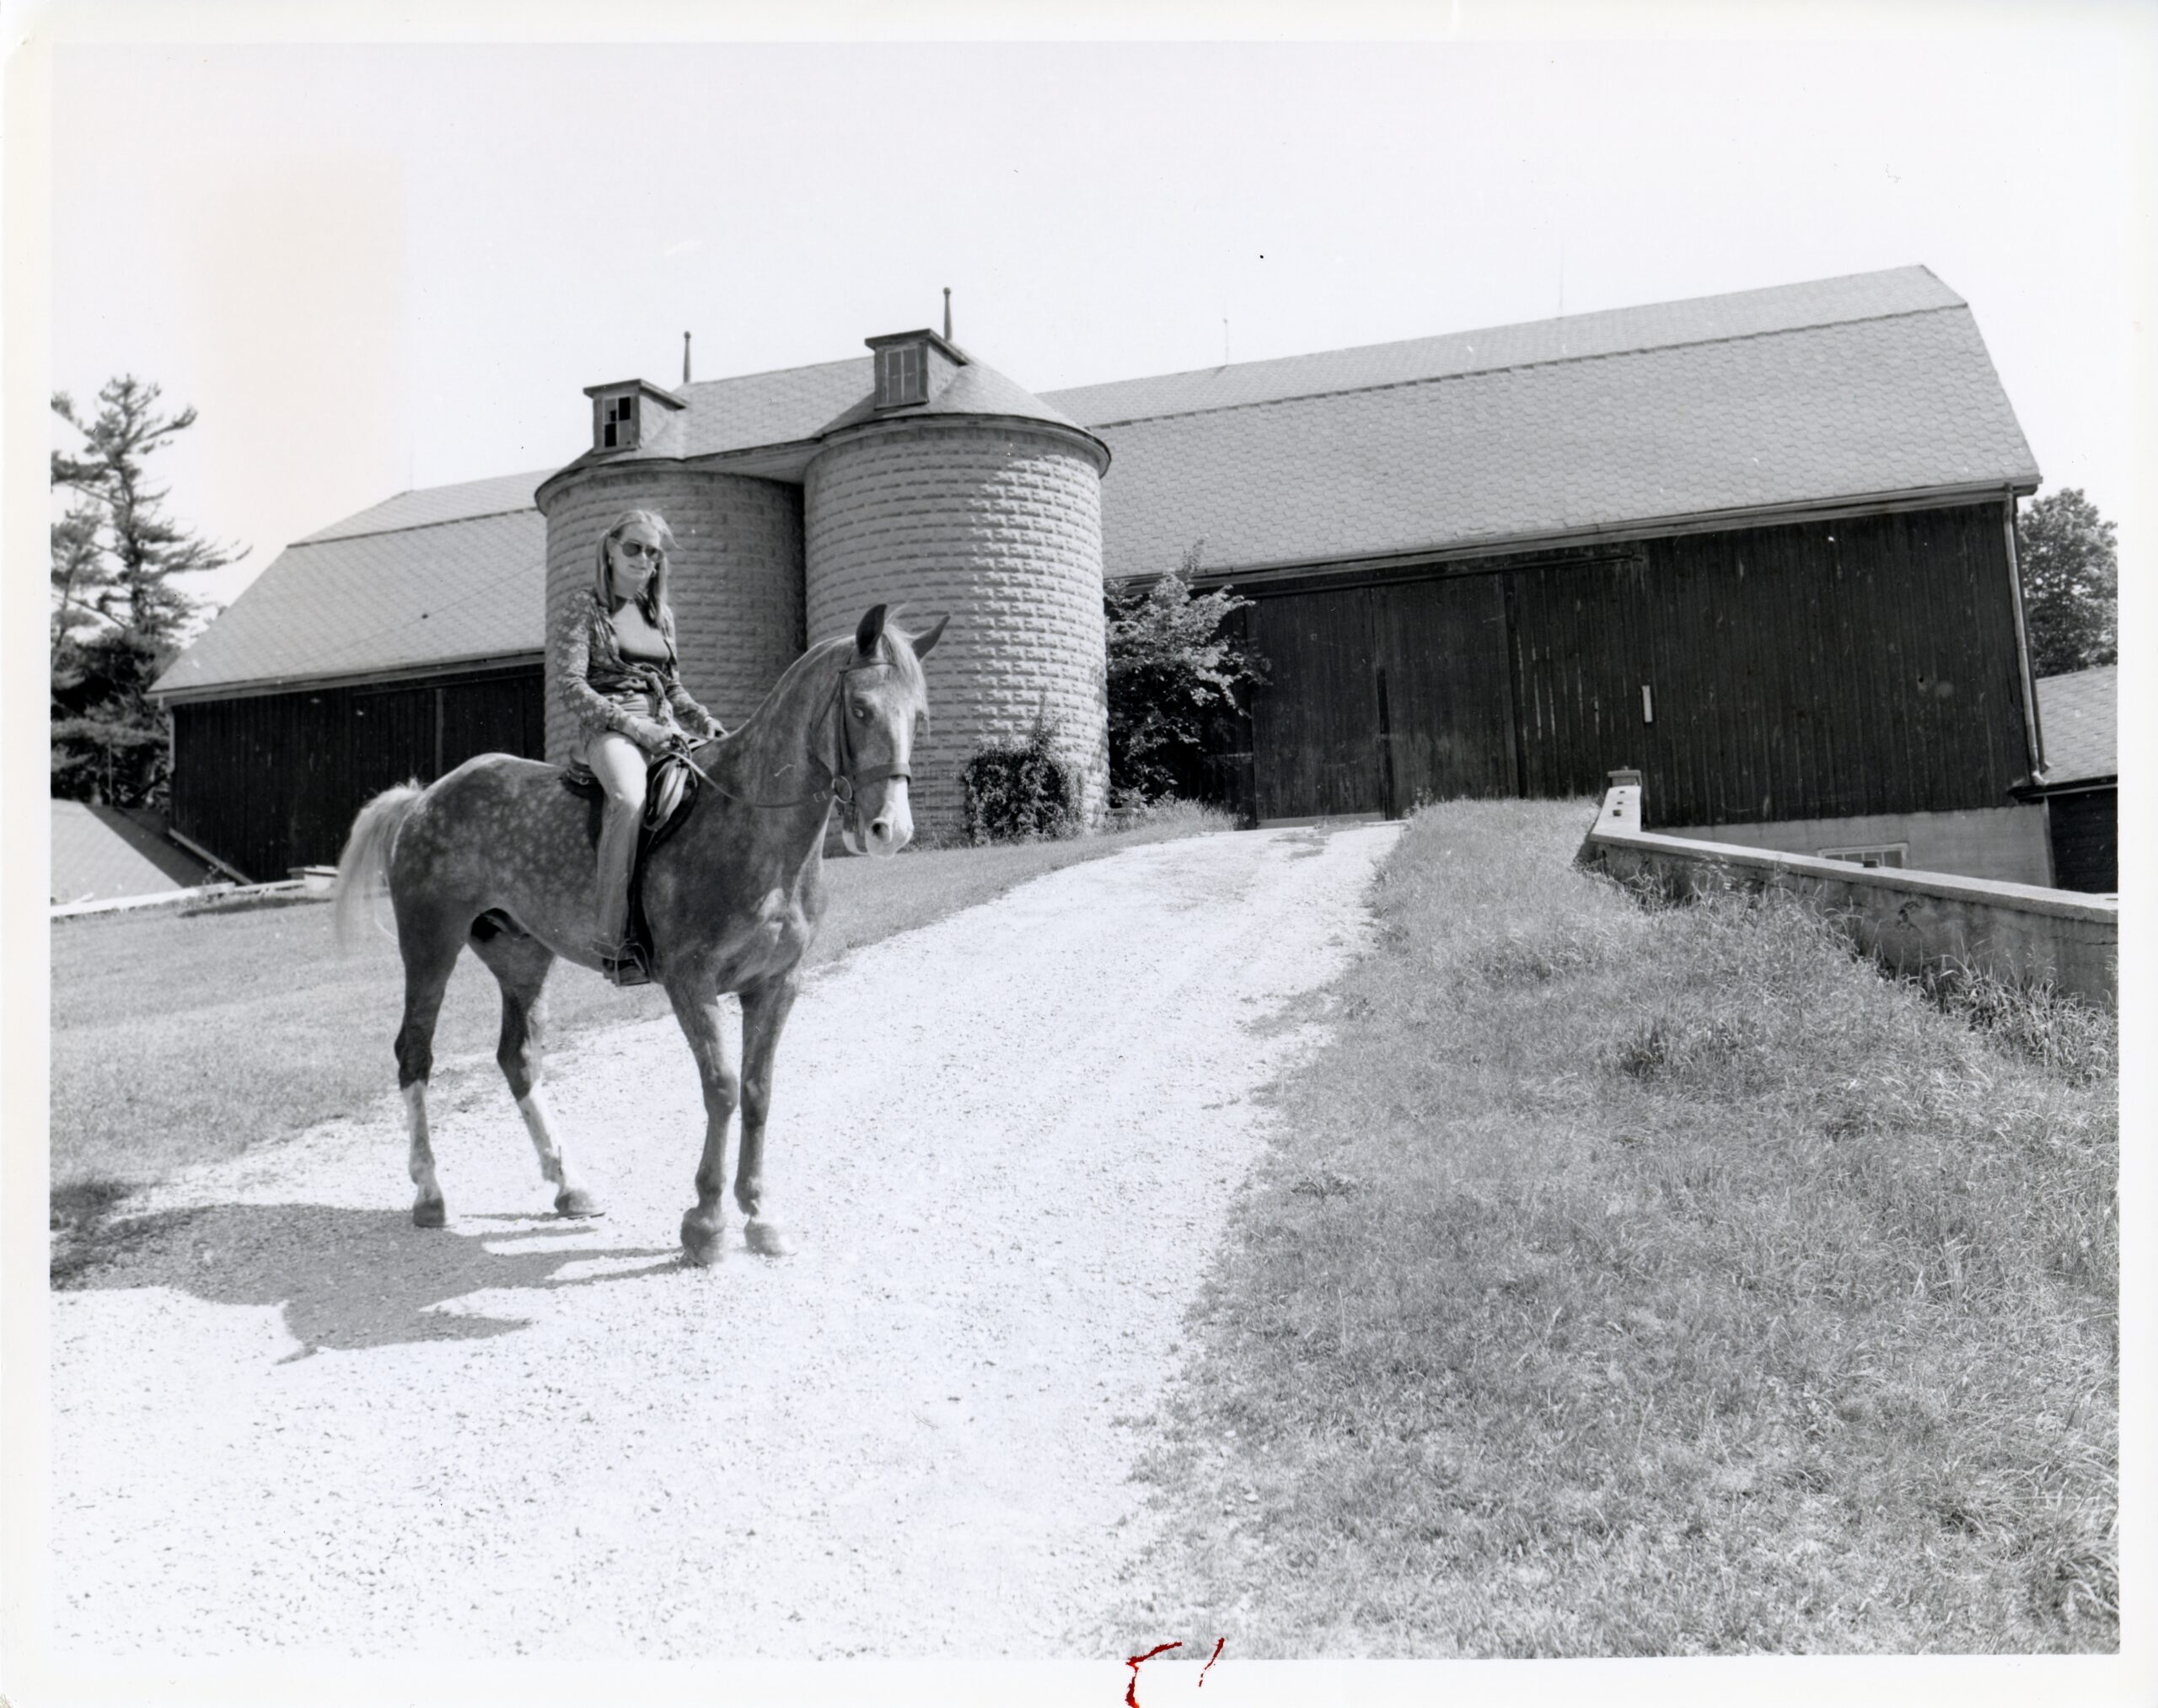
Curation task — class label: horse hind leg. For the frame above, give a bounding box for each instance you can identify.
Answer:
[395,914,465,1228]
[471,919,599,1217]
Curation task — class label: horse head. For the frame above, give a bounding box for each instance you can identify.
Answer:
[825,604,947,857]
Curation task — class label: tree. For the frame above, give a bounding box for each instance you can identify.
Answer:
[2016,487,2118,678]
[1103,544,1267,806]
[50,377,237,808]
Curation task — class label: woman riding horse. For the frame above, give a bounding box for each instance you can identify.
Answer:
[335,601,945,1262]
[554,509,723,980]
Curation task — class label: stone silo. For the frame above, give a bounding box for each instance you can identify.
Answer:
[537,379,805,764]
[804,332,1112,835]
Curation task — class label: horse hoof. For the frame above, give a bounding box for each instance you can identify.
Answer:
[413,1197,448,1229]
[680,1215,725,1267]
[555,1186,604,1218]
[744,1218,794,1257]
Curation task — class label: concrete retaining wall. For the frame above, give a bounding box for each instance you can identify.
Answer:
[1577,774,2118,1007]
[1658,803,2054,887]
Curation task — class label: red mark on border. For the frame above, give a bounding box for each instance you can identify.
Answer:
[1198,1636,1227,1685]
[1125,1637,1227,1702]
[1125,1641,1180,1706]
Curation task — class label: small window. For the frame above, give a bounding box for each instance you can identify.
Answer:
[600,394,637,449]
[1819,843,1908,870]
[876,343,927,409]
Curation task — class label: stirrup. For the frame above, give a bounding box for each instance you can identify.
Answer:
[598,943,653,987]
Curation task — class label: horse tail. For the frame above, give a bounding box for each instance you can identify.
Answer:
[333,781,425,952]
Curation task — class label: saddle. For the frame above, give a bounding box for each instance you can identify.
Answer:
[559,752,701,986]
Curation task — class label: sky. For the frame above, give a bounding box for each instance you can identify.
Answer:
[30,8,2156,631]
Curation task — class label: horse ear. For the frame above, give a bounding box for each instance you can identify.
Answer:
[855,604,888,658]
[909,613,950,658]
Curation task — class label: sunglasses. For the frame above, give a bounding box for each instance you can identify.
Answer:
[615,539,666,561]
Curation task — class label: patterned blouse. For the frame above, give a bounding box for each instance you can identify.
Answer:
[552,591,723,749]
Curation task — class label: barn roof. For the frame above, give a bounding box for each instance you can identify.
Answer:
[1077,266,2039,577]
[154,504,546,700]
[156,266,2039,698]
[2036,665,2118,784]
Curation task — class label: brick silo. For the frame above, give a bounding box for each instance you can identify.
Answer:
[536,379,805,764]
[803,330,1112,836]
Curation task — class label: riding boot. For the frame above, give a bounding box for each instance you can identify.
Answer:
[593,794,641,976]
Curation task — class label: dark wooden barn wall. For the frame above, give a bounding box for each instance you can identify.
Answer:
[1216,502,2032,828]
[170,666,545,881]
[2046,789,2118,894]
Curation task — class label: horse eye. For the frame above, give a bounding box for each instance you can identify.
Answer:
[851,703,871,721]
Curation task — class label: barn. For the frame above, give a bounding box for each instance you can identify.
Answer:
[153,265,2058,884]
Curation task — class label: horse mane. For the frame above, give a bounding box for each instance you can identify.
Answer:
[702,617,930,765]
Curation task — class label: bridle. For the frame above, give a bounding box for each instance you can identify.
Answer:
[816,658,912,831]
[666,656,912,835]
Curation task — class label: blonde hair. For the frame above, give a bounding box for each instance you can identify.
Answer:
[593,510,679,636]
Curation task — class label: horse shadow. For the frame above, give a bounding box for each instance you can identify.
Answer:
[54,1200,680,1355]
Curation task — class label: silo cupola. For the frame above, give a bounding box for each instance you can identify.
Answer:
[582,378,688,454]
[865,329,967,412]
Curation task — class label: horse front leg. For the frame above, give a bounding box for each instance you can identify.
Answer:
[737,971,801,1257]
[663,964,738,1267]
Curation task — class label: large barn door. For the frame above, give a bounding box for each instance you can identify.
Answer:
[1375,574,1518,808]
[1509,558,1661,800]
[1248,589,1386,819]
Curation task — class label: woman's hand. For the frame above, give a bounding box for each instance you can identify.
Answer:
[628,717,674,755]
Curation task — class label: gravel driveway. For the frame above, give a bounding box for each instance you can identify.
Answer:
[51,822,1398,1661]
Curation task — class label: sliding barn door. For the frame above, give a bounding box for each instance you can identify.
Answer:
[1244,575,1519,820]
[1375,574,1517,808]
[1247,589,1386,820]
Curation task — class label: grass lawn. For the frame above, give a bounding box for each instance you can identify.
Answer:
[1114,798,2117,1656]
[50,804,1228,1246]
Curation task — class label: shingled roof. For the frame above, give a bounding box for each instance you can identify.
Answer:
[156,266,2040,698]
[155,496,546,700]
[49,802,212,905]
[1072,266,2038,577]
[2036,665,2118,784]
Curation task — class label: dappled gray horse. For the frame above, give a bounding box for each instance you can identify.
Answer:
[334,605,945,1265]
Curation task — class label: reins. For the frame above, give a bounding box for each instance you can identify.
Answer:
[668,656,910,829]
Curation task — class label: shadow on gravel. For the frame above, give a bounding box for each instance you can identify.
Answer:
[53,1200,679,1352]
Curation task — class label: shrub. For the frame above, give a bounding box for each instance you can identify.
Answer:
[1104,545,1266,806]
[959,717,1080,844]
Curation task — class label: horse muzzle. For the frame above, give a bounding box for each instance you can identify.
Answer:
[845,776,912,858]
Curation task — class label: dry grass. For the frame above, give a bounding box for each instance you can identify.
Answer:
[49,803,1232,1263]
[1111,798,2118,1656]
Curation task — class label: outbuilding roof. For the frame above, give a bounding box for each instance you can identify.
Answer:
[2036,665,2118,784]
[49,802,212,905]
[156,266,2041,699]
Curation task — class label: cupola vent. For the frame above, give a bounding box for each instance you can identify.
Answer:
[864,329,967,413]
[582,378,689,454]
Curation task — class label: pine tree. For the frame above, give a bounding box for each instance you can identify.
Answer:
[2016,487,2118,678]
[50,378,238,808]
